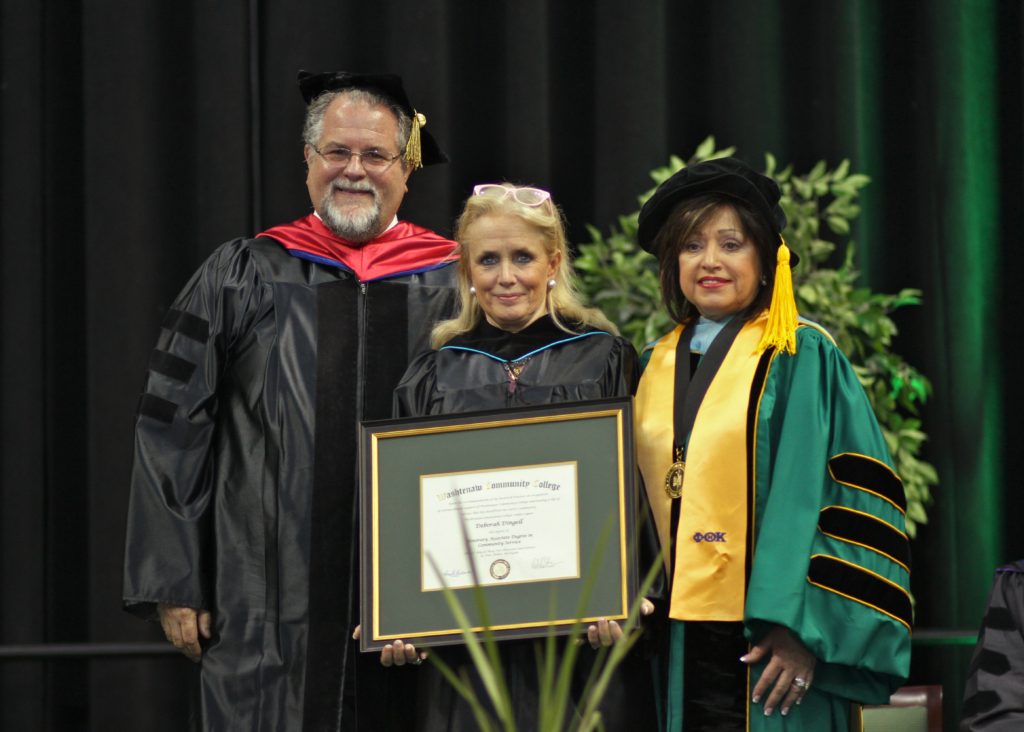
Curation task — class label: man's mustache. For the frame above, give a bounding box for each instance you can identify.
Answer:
[332,180,377,197]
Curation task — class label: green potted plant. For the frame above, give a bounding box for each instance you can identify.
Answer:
[426,521,661,732]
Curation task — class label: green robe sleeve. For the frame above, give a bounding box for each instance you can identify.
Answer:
[744,325,912,704]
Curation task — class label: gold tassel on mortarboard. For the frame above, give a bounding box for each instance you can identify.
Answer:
[404,111,426,170]
[756,238,799,355]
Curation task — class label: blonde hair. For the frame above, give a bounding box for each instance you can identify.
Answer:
[431,185,619,348]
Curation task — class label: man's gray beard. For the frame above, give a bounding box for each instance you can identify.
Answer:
[319,186,383,243]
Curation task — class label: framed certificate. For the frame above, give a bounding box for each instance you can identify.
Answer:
[358,397,638,651]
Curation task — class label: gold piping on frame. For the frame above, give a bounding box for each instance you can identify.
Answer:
[369,407,631,642]
[374,408,625,439]
[616,410,628,617]
[374,610,630,642]
[372,435,381,642]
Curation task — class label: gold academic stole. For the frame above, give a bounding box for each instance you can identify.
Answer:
[635,320,766,620]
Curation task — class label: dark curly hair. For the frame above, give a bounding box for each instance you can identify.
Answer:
[653,193,779,326]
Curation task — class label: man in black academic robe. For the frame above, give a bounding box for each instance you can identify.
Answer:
[961,559,1024,730]
[122,71,457,731]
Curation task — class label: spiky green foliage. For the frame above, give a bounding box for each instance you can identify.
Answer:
[428,513,662,732]
[575,137,936,535]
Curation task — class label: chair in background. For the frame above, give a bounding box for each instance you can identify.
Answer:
[862,684,943,732]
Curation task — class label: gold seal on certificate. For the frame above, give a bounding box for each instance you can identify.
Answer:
[490,559,511,580]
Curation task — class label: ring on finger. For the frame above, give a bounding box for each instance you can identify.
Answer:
[791,677,809,691]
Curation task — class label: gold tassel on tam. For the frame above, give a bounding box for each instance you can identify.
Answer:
[404,111,426,170]
[756,238,799,355]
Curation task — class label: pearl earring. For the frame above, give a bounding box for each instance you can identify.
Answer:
[760,276,767,286]
[548,279,556,289]
[469,286,476,294]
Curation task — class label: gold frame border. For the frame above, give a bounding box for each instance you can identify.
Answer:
[368,406,631,643]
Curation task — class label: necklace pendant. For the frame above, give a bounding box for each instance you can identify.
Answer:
[664,460,684,499]
[504,358,530,395]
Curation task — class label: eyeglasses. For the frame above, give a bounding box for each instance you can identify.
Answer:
[472,184,552,207]
[311,144,402,172]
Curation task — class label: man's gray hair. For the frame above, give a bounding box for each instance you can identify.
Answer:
[302,88,411,158]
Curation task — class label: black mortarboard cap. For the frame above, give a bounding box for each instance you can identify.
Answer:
[637,157,789,256]
[639,156,801,354]
[296,70,448,167]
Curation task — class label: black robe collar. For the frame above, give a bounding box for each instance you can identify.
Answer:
[445,315,602,362]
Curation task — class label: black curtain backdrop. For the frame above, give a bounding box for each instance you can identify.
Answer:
[2,1,1021,729]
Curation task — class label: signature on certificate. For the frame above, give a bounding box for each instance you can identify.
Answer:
[442,568,472,578]
[530,556,562,570]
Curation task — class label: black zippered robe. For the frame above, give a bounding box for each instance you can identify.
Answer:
[123,232,457,731]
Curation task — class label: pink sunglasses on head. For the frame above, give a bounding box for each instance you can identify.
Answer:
[472,184,552,207]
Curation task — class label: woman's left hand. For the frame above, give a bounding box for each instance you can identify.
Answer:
[740,625,816,717]
[586,598,655,648]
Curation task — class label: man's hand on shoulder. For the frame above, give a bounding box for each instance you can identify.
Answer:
[158,603,212,662]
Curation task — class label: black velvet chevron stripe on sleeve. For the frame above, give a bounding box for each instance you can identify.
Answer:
[828,452,907,513]
[818,506,911,571]
[162,308,210,344]
[148,349,197,383]
[137,393,177,424]
[807,554,912,630]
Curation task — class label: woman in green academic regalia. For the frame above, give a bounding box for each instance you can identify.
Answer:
[633,158,912,731]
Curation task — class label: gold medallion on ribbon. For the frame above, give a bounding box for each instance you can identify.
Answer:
[664,446,685,499]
